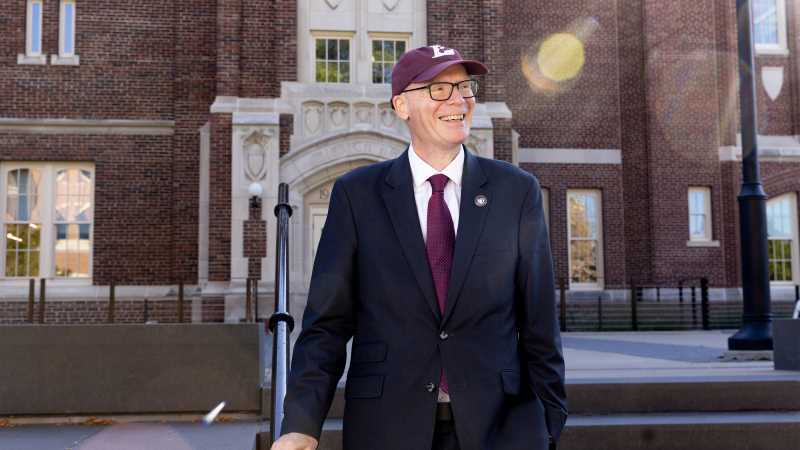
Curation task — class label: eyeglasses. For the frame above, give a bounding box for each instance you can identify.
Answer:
[401,79,479,101]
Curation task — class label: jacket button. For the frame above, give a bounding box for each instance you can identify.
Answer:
[425,382,436,392]
[439,331,449,340]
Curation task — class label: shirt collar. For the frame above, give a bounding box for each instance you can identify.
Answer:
[408,143,464,189]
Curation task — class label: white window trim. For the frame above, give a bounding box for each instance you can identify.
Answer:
[311,32,355,84]
[0,162,95,284]
[18,0,46,65]
[52,0,80,65]
[768,192,799,285]
[567,189,605,290]
[755,0,789,56]
[688,187,713,243]
[368,33,410,85]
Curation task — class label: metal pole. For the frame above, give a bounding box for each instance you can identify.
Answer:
[177,280,184,323]
[597,295,603,332]
[269,183,295,444]
[28,279,35,323]
[630,282,638,331]
[559,278,567,333]
[108,282,115,324]
[38,278,46,324]
[729,0,773,350]
[701,278,710,330]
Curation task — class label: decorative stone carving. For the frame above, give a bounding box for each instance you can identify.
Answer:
[382,0,400,11]
[762,66,784,101]
[466,130,493,159]
[329,102,349,130]
[242,130,272,181]
[379,103,396,129]
[354,103,374,125]
[324,0,342,10]
[303,102,324,136]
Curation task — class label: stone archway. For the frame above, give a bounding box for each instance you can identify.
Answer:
[278,132,407,307]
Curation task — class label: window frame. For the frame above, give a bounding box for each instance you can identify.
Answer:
[18,0,46,64]
[52,0,80,65]
[368,33,410,85]
[754,0,789,55]
[566,189,605,290]
[766,192,799,285]
[688,187,713,242]
[0,162,95,284]
[311,32,354,84]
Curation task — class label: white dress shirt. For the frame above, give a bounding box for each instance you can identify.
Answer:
[408,144,463,241]
[407,143,464,403]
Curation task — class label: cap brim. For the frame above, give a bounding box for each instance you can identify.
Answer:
[411,59,488,84]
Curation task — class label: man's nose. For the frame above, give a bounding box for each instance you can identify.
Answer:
[447,86,467,105]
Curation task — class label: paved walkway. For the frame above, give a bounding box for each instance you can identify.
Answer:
[1,329,797,449]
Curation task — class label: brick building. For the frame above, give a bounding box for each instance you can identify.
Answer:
[1,0,799,323]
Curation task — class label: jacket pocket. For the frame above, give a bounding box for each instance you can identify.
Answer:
[500,369,521,396]
[345,375,385,399]
[351,341,388,364]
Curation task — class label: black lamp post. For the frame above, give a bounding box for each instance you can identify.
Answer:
[728,0,773,350]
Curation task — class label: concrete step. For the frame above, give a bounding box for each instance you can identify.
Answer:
[256,412,800,450]
[561,411,800,450]
[261,374,800,420]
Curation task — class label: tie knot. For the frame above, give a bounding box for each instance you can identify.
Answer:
[428,174,449,193]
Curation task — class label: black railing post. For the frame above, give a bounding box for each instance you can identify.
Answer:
[691,285,697,328]
[597,295,603,331]
[701,278,710,330]
[28,279,35,323]
[559,278,567,333]
[245,277,253,323]
[269,183,295,445]
[108,282,115,324]
[177,280,184,323]
[679,283,684,304]
[38,278,46,324]
[630,282,638,331]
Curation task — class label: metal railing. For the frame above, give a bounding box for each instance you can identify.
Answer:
[268,183,295,445]
[557,277,800,332]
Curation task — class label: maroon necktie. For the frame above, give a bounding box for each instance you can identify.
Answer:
[425,174,454,394]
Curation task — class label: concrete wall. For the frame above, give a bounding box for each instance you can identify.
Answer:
[0,324,265,415]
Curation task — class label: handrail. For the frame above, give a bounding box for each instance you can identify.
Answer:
[268,183,295,445]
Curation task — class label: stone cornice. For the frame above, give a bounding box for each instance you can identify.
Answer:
[0,118,175,135]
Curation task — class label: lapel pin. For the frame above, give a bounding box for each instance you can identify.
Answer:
[474,194,488,207]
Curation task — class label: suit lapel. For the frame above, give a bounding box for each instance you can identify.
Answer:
[442,149,489,325]
[381,149,442,322]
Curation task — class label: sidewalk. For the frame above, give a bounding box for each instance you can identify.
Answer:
[1,330,797,450]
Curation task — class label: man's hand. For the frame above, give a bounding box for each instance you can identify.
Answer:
[270,432,319,450]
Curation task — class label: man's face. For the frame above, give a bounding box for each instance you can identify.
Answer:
[395,64,475,151]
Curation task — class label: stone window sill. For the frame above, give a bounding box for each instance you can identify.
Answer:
[50,54,80,65]
[17,54,46,65]
[686,240,720,248]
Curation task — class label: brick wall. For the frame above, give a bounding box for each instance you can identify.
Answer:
[0,1,175,119]
[501,0,621,149]
[522,163,626,288]
[0,134,175,285]
[208,114,233,281]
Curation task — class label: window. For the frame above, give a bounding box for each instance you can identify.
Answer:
[767,193,798,283]
[567,190,604,289]
[19,0,45,64]
[754,0,788,54]
[1,163,94,280]
[371,39,406,84]
[688,187,712,241]
[60,0,76,56]
[315,38,351,83]
[4,169,41,277]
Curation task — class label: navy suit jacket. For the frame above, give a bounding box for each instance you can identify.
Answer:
[281,148,567,450]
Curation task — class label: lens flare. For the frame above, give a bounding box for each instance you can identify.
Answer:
[538,33,585,82]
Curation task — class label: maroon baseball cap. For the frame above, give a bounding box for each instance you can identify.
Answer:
[391,45,488,98]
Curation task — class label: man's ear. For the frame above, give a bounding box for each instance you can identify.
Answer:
[392,95,410,121]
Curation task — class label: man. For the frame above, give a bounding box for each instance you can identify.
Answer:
[272,45,567,450]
